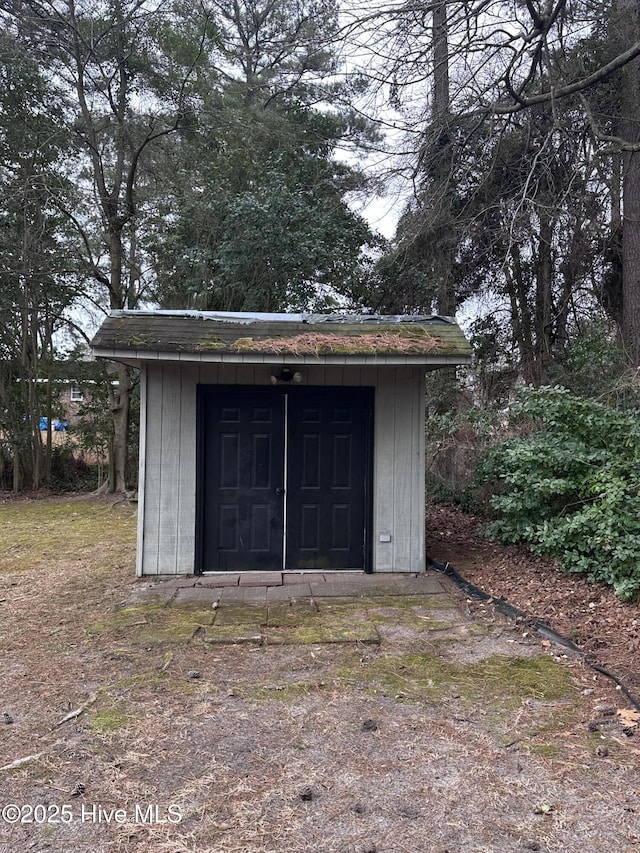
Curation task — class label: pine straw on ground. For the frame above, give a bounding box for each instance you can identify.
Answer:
[426,504,640,695]
[1,497,640,853]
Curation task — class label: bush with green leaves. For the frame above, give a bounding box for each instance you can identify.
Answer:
[477,386,640,600]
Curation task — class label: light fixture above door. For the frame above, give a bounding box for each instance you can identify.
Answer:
[270,367,302,384]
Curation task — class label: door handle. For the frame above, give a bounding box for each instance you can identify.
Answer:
[275,487,285,496]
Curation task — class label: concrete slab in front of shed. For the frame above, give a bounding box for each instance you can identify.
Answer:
[267,600,319,627]
[349,572,406,584]
[128,583,180,606]
[218,586,268,604]
[173,587,221,606]
[238,572,283,587]
[204,624,264,645]
[309,580,392,598]
[196,574,240,588]
[316,597,380,614]
[214,602,267,626]
[394,574,448,595]
[266,583,312,602]
[282,573,315,585]
[264,621,379,645]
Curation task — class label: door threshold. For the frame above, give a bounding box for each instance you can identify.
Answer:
[284,569,364,574]
[200,569,365,575]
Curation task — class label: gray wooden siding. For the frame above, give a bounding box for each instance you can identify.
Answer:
[138,363,198,575]
[372,368,426,572]
[138,363,426,575]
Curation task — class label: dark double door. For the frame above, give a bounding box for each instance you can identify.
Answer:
[198,386,373,572]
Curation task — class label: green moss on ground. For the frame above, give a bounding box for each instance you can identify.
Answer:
[334,652,574,709]
[265,622,380,645]
[214,603,267,626]
[265,601,319,628]
[92,704,132,733]
[90,604,215,646]
[204,624,264,644]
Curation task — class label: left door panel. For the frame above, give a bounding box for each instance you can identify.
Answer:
[199,389,285,571]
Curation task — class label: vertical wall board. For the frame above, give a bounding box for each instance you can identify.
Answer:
[135,365,148,577]
[371,368,426,573]
[254,366,273,385]
[199,364,219,384]
[322,366,345,386]
[392,369,415,571]
[305,366,326,386]
[373,373,396,571]
[393,368,413,572]
[359,366,378,387]
[234,365,256,385]
[413,371,426,569]
[141,367,164,574]
[218,364,237,385]
[156,363,182,573]
[176,364,199,572]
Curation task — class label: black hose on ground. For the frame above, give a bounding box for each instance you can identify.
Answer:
[428,557,640,713]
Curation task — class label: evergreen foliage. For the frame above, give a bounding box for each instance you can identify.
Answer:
[477,387,640,600]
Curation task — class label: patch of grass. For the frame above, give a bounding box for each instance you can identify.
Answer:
[525,742,563,760]
[333,652,574,709]
[92,703,132,733]
[90,603,165,630]
[0,498,136,574]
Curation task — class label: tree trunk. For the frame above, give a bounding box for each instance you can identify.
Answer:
[505,246,537,385]
[109,230,130,492]
[534,209,554,385]
[621,148,640,364]
[616,0,640,364]
[111,362,131,493]
[431,0,459,413]
[432,0,454,318]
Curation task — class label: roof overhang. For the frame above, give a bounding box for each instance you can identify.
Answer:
[91,310,472,369]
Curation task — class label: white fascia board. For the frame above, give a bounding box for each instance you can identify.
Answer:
[93,348,472,368]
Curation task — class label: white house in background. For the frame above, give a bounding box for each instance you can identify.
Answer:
[91,311,471,577]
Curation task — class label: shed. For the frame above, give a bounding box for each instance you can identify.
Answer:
[91,310,471,576]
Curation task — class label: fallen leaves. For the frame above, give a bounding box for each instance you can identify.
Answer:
[618,709,640,731]
[426,505,640,695]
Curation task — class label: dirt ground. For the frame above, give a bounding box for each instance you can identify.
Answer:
[0,496,639,853]
[426,504,640,696]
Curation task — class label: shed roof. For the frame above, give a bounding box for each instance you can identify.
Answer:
[91,310,472,366]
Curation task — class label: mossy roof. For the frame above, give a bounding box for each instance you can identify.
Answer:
[91,310,472,364]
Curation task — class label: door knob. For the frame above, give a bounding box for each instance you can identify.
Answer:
[275,487,285,496]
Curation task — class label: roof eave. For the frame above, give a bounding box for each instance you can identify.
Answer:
[92,347,472,368]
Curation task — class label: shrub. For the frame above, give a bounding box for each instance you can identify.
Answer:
[477,386,640,600]
[424,404,502,513]
[49,445,97,492]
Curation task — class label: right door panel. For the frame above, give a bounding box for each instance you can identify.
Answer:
[285,387,373,570]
